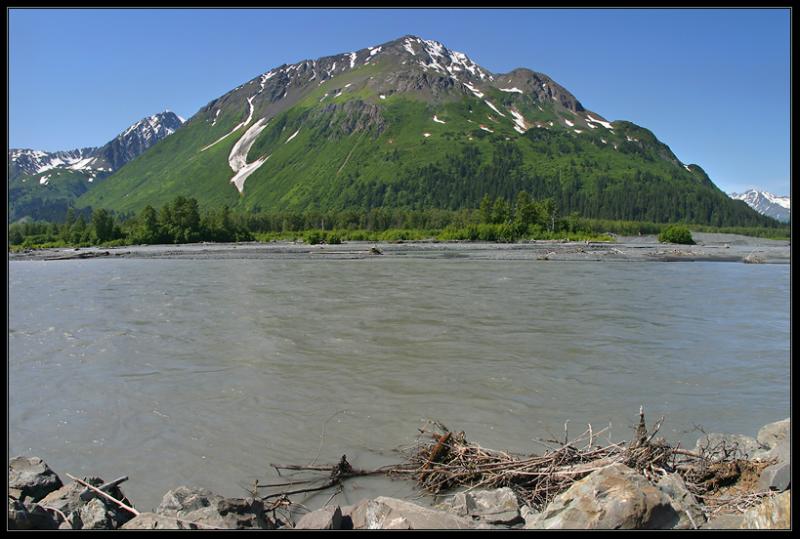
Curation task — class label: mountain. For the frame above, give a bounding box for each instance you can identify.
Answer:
[73,36,774,228]
[729,189,790,222]
[8,111,184,222]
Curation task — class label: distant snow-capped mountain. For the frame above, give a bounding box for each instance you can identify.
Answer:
[8,111,185,179]
[8,111,185,222]
[729,189,790,222]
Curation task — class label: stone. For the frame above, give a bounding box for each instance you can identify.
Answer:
[757,461,791,492]
[8,497,32,530]
[38,476,134,530]
[739,491,791,529]
[79,498,114,529]
[655,473,706,529]
[520,505,539,528]
[341,498,370,529]
[8,456,64,502]
[156,486,274,529]
[694,433,762,461]
[364,497,481,529]
[439,487,522,525]
[295,505,343,529]
[701,513,745,529]
[121,512,200,530]
[530,463,681,529]
[756,418,790,450]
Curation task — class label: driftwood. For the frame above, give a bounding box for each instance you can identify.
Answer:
[66,473,139,516]
[266,408,771,515]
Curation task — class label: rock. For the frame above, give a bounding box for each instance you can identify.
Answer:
[756,418,789,450]
[757,461,791,492]
[694,433,762,461]
[529,463,681,529]
[655,473,706,529]
[156,486,274,529]
[122,512,199,530]
[364,497,481,529]
[702,513,745,529]
[79,498,114,529]
[341,498,370,529]
[520,505,539,528]
[439,487,522,525]
[8,456,63,502]
[295,505,343,529]
[739,491,791,529]
[38,476,134,530]
[9,497,32,530]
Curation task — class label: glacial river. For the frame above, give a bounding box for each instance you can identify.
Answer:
[8,253,790,511]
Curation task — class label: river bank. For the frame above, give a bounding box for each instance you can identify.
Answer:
[8,232,791,264]
[9,417,790,529]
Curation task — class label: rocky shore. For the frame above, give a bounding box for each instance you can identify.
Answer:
[9,418,790,530]
[8,232,791,264]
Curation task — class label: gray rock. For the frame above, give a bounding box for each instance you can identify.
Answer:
[756,418,789,450]
[757,461,791,492]
[295,505,343,529]
[530,463,681,529]
[655,473,706,529]
[9,497,32,530]
[701,513,745,529]
[341,498,370,529]
[122,512,200,530]
[739,491,790,529]
[79,498,113,529]
[439,487,522,525]
[365,496,481,529]
[8,456,63,502]
[156,486,274,529]
[38,476,134,529]
[694,433,763,461]
[520,505,539,527]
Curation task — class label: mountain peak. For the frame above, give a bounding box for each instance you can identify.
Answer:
[729,189,790,222]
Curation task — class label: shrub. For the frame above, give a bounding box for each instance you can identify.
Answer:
[658,225,695,245]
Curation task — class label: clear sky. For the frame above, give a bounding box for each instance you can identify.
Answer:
[8,8,790,195]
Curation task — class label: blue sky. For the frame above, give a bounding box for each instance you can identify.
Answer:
[9,8,790,195]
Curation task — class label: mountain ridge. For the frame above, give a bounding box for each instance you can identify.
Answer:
[15,34,776,228]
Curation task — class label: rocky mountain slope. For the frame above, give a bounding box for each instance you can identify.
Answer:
[8,111,184,222]
[729,189,790,222]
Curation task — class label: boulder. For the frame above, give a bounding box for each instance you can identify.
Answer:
[8,497,32,530]
[341,498,370,529]
[739,491,791,529]
[694,433,762,461]
[520,505,539,528]
[529,463,681,529]
[438,487,522,525]
[8,456,63,502]
[122,512,199,530]
[655,473,706,529]
[156,486,274,529]
[364,496,481,529]
[756,418,789,451]
[38,476,134,530]
[79,498,115,529]
[294,505,343,529]
[757,461,791,492]
[701,513,745,529]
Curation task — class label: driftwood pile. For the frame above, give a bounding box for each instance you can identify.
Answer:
[266,408,776,518]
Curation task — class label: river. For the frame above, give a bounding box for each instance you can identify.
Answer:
[8,253,790,511]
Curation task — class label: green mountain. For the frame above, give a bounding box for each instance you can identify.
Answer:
[76,36,771,227]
